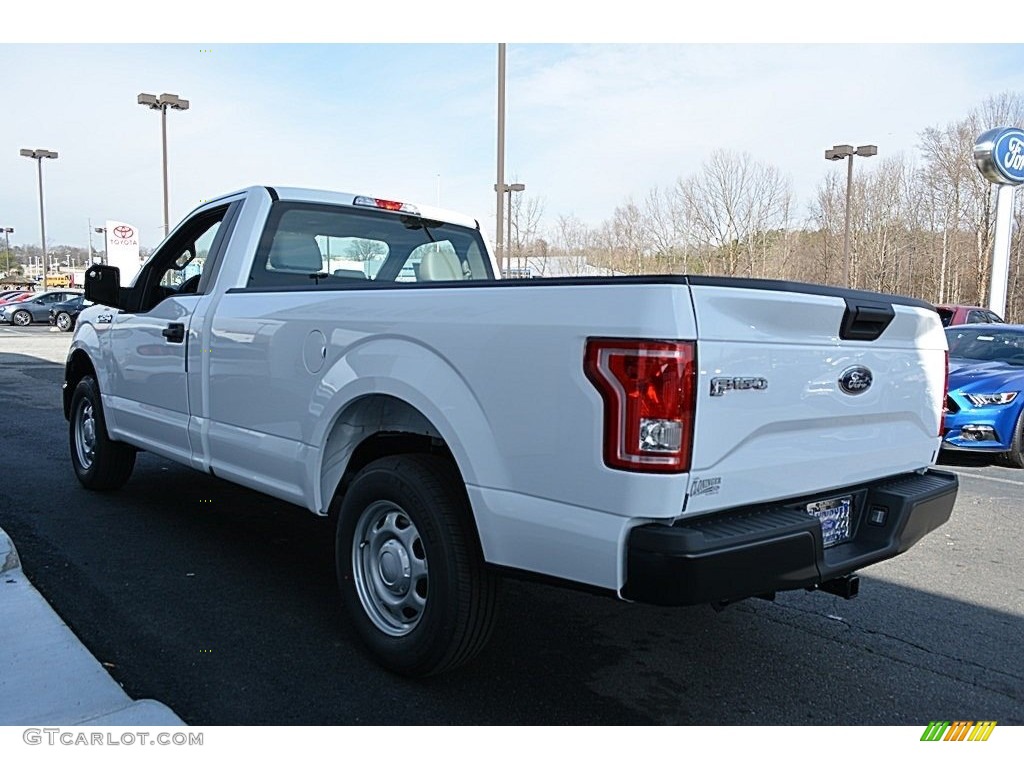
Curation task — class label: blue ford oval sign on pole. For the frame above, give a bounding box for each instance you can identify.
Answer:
[973,127,1024,318]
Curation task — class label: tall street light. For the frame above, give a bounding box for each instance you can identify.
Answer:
[138,92,190,236]
[825,143,877,287]
[495,44,507,276]
[2,227,12,274]
[20,148,59,291]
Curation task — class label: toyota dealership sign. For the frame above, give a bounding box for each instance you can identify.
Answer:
[105,219,142,285]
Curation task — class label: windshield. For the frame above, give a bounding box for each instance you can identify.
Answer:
[945,328,1024,365]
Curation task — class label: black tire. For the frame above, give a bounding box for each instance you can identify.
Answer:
[69,375,136,490]
[12,310,31,327]
[56,312,73,332]
[335,454,499,677]
[1003,410,1024,469]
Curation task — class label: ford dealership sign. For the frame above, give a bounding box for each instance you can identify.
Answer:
[973,127,1024,186]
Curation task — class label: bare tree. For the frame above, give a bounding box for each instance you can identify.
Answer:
[509,191,545,272]
[677,150,792,277]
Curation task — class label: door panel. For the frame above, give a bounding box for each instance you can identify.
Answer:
[105,295,199,462]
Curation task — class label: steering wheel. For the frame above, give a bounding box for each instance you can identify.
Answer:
[178,274,201,295]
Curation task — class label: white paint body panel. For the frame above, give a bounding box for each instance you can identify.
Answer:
[685,285,945,515]
[69,187,947,593]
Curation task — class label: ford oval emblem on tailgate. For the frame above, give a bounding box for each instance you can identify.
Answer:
[838,366,873,395]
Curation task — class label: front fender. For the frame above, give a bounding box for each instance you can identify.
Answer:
[64,318,108,419]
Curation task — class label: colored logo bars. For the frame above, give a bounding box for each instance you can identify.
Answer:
[920,721,997,742]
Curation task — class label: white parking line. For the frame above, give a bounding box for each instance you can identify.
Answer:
[954,469,1024,487]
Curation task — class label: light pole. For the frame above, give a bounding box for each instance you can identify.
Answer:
[94,226,107,264]
[1,227,12,274]
[825,143,877,287]
[495,44,507,276]
[138,92,190,236]
[20,148,58,291]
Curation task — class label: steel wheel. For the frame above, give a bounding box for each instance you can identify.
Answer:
[74,399,97,470]
[56,312,72,331]
[12,310,31,326]
[351,500,429,636]
[335,454,500,676]
[68,375,136,491]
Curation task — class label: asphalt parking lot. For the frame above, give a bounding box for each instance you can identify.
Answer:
[0,327,1021,725]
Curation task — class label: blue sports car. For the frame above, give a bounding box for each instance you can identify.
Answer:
[943,324,1024,467]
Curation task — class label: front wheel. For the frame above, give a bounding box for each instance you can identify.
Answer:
[12,310,31,326]
[335,454,499,676]
[69,375,136,490]
[1003,410,1024,469]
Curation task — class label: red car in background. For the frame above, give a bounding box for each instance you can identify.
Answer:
[935,304,1004,327]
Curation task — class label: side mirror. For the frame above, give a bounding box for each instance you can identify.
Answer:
[84,265,123,308]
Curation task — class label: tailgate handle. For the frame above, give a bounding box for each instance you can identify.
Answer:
[839,299,894,341]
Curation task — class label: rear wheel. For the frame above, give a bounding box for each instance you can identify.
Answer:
[335,454,499,676]
[1004,410,1024,469]
[56,312,73,332]
[69,375,136,490]
[12,310,31,326]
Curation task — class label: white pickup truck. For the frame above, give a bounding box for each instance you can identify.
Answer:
[66,186,958,676]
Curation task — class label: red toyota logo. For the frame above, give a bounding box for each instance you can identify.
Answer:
[113,225,134,239]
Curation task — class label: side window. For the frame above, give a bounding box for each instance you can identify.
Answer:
[158,220,221,290]
[967,310,986,324]
[133,206,230,313]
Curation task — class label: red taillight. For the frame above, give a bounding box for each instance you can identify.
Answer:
[584,338,697,473]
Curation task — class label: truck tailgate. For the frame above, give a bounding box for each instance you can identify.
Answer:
[685,280,946,516]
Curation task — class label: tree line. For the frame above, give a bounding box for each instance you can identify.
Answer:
[515,92,1024,322]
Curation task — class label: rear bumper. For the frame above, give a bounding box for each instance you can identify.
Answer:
[622,469,958,606]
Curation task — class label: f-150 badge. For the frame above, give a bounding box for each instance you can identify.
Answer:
[710,376,768,397]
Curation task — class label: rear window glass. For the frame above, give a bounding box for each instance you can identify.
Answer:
[249,203,493,288]
[936,309,953,327]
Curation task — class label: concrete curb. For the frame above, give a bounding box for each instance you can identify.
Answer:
[0,527,186,726]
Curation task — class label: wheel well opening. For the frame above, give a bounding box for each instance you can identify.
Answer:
[63,351,97,420]
[331,432,455,517]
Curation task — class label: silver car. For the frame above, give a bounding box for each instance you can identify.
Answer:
[0,290,83,326]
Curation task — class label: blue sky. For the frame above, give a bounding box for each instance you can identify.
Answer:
[1,36,1022,250]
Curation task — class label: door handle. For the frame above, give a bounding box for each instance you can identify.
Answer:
[162,322,185,343]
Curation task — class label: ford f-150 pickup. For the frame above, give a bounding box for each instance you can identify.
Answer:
[65,186,959,676]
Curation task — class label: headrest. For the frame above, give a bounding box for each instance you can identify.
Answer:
[267,232,324,274]
[419,249,464,281]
